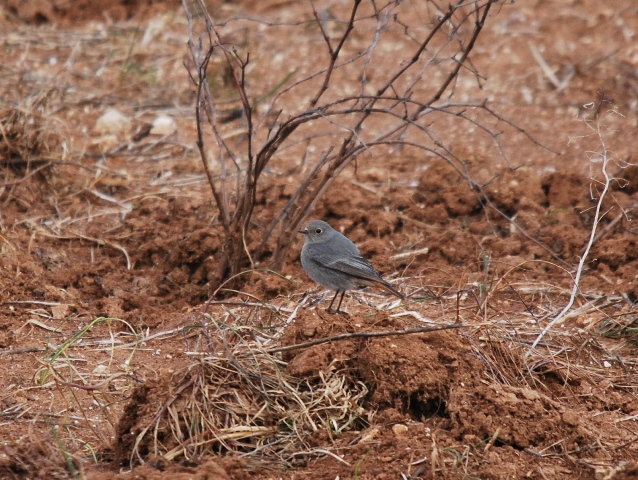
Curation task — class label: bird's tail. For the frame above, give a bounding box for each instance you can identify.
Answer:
[377,279,405,300]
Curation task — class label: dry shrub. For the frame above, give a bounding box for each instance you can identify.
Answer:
[183,0,522,285]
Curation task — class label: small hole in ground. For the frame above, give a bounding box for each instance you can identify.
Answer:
[403,391,449,421]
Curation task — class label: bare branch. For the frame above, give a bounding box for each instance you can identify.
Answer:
[266,322,469,354]
[527,106,619,354]
[309,0,362,106]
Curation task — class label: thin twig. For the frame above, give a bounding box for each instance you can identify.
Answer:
[309,0,362,106]
[266,322,469,354]
[527,109,616,355]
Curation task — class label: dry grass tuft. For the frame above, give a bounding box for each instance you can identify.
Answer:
[127,318,368,466]
[466,293,638,396]
[0,87,65,165]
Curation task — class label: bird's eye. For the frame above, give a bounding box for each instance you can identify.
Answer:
[315,228,322,234]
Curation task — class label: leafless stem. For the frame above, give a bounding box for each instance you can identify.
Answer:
[193,45,229,227]
[267,322,469,354]
[526,106,619,355]
[309,0,362,106]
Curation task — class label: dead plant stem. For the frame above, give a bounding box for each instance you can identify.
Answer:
[266,322,469,354]
[527,112,614,355]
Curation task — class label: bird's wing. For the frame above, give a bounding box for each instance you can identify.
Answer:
[324,255,384,282]
[310,250,405,299]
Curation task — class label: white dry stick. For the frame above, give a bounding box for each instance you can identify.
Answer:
[526,115,614,356]
[528,43,574,92]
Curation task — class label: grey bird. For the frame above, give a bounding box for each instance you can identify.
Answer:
[299,220,405,314]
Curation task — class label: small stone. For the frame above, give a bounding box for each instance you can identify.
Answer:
[359,427,380,443]
[562,411,579,427]
[50,303,70,319]
[95,108,131,134]
[150,115,177,136]
[392,424,408,437]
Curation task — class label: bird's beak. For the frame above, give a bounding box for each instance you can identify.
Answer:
[298,229,308,235]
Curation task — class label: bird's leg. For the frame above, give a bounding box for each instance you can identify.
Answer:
[327,290,348,315]
[335,290,348,315]
[326,290,341,314]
